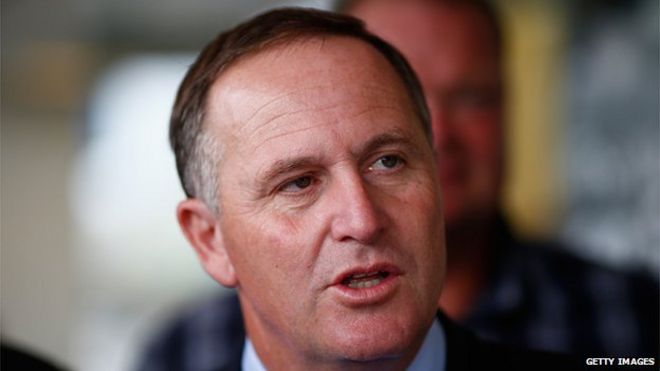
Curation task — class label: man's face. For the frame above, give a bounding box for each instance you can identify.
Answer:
[203,37,445,364]
[351,1,504,231]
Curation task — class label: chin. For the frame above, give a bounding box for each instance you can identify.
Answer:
[321,311,420,363]
[335,336,407,363]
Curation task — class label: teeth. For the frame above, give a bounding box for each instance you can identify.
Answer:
[347,277,383,289]
[341,271,390,288]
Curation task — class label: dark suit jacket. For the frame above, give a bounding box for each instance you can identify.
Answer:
[438,310,583,370]
[137,293,584,371]
[1,343,67,371]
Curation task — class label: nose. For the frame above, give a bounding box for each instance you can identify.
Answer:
[329,172,384,245]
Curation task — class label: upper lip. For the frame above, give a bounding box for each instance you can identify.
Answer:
[330,262,402,287]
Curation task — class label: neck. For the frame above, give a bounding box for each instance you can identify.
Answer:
[439,217,496,320]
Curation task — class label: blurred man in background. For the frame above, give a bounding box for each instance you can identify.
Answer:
[137,1,658,368]
[344,0,657,357]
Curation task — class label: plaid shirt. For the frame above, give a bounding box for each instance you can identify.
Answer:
[136,219,659,371]
[463,218,659,357]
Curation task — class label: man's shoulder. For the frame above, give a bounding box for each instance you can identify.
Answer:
[490,234,659,355]
[439,311,584,371]
[497,217,657,291]
[136,292,244,371]
[513,238,659,308]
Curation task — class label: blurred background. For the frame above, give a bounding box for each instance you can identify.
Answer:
[1,0,658,370]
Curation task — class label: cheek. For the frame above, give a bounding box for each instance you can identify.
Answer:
[394,174,443,241]
[458,121,502,199]
[226,212,318,283]
[461,119,501,162]
[263,218,309,271]
[397,180,445,293]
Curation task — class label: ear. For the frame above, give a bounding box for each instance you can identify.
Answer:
[176,198,237,287]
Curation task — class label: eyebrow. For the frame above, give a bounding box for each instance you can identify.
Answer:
[352,131,419,160]
[255,130,420,193]
[256,154,323,194]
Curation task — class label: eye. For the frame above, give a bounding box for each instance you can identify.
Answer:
[279,176,313,193]
[369,155,403,171]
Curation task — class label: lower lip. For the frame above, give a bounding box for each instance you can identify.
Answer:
[329,273,400,307]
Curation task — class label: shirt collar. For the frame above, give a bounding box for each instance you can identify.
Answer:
[242,318,446,371]
[409,318,446,371]
[241,336,266,371]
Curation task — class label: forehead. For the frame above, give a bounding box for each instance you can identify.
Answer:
[205,36,417,142]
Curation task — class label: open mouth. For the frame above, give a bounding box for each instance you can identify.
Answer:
[341,271,390,289]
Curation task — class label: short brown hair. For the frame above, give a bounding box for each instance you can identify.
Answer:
[170,7,430,209]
